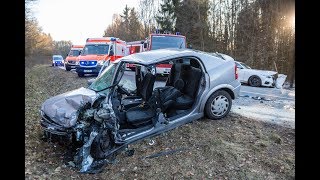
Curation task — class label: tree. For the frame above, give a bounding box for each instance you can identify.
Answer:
[175,0,210,51]
[25,0,54,57]
[53,41,72,58]
[155,0,179,33]
[128,8,144,41]
[138,0,160,37]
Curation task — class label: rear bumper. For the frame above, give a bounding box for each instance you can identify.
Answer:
[232,81,241,99]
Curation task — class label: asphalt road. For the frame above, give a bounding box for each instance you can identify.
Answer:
[239,84,295,101]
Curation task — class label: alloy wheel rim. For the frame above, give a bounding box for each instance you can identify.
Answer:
[211,95,229,116]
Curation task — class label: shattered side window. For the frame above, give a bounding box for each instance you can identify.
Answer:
[89,63,117,93]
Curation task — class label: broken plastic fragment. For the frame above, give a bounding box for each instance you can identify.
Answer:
[80,131,98,172]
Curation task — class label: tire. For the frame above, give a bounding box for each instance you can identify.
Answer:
[52,63,54,67]
[66,66,71,71]
[248,75,261,87]
[205,90,232,120]
[77,73,84,77]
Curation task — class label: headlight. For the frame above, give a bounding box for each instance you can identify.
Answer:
[261,74,272,78]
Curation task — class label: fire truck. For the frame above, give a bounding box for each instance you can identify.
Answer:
[126,32,187,74]
[75,37,127,77]
[65,45,84,71]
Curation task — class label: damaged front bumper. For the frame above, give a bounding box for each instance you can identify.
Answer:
[40,110,74,136]
[40,94,125,173]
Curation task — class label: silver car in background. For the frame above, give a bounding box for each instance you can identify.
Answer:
[40,48,241,173]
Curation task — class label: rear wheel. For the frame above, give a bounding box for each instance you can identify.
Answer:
[205,90,232,120]
[248,75,261,87]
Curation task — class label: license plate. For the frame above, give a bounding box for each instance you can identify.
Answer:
[84,70,92,73]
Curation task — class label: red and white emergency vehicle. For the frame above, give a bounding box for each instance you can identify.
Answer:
[126,32,187,74]
[65,45,84,71]
[76,37,127,77]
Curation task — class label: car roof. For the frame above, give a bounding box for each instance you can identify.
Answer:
[119,48,227,65]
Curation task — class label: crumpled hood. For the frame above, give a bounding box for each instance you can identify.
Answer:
[41,87,97,127]
[243,69,277,76]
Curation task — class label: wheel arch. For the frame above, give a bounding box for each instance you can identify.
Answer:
[200,84,235,112]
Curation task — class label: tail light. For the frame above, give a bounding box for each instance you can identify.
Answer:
[235,64,238,80]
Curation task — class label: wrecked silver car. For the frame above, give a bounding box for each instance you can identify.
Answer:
[40,48,241,173]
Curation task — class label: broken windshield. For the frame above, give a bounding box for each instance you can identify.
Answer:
[88,63,117,93]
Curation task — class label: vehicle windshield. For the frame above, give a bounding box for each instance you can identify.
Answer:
[69,50,81,56]
[53,56,63,60]
[240,62,251,69]
[81,44,109,55]
[88,63,117,92]
[151,35,186,50]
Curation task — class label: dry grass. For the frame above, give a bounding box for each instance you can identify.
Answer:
[25,64,295,179]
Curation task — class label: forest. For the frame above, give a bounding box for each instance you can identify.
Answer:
[25,0,295,86]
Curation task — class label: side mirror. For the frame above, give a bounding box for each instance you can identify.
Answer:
[188,44,193,49]
[143,42,147,49]
[109,50,114,56]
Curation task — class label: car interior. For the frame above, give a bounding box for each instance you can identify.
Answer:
[111,57,204,133]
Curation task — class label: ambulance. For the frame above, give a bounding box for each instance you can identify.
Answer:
[65,45,84,71]
[75,37,127,77]
[126,40,145,71]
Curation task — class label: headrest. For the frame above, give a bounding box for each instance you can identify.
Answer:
[181,63,191,71]
[174,79,184,91]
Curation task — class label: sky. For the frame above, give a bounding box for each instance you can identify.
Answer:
[32,0,140,45]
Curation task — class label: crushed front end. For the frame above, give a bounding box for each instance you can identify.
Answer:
[40,88,124,173]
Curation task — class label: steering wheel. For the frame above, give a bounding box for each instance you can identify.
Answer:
[117,84,131,96]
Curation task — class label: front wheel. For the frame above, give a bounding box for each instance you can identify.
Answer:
[248,75,261,87]
[205,90,232,120]
[65,66,71,71]
[77,73,84,77]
